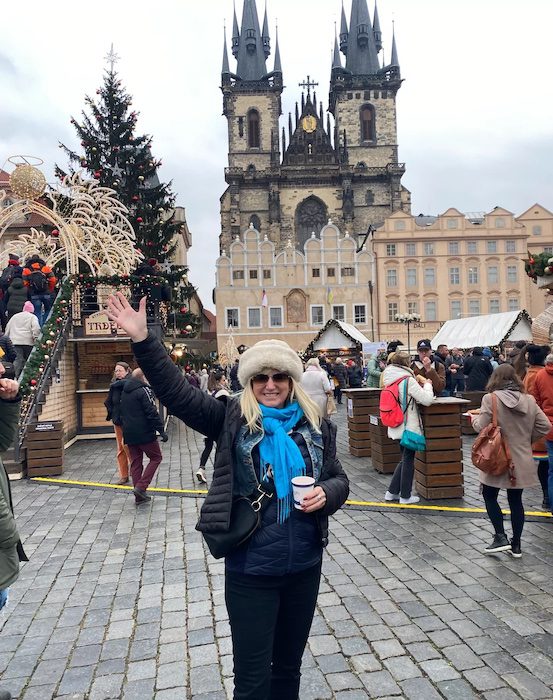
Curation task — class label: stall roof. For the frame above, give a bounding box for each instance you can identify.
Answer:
[305,319,371,353]
[430,310,532,349]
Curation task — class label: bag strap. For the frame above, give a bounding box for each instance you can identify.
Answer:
[491,393,498,427]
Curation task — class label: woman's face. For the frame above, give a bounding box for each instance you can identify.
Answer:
[114,364,128,380]
[251,369,291,409]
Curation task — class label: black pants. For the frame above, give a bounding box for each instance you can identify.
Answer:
[482,485,525,545]
[537,460,549,501]
[225,561,322,700]
[334,386,342,404]
[199,437,214,468]
[389,445,416,499]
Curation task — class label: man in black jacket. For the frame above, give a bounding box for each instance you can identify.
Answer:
[463,347,493,391]
[121,368,167,504]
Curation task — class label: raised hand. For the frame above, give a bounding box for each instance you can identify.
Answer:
[106,292,148,342]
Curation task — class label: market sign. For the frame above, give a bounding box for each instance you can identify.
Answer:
[83,311,127,337]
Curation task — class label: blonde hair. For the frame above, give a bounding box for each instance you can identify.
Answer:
[239,377,322,433]
[305,357,321,368]
[388,352,410,368]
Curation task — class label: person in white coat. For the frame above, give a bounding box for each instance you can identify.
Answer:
[382,352,434,504]
[301,357,333,419]
[199,367,209,392]
[4,301,40,377]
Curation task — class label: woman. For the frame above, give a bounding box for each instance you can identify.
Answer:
[4,273,29,320]
[199,367,209,392]
[519,344,551,509]
[104,361,132,485]
[301,357,332,419]
[196,370,231,485]
[107,292,349,700]
[471,364,550,557]
[330,357,347,405]
[382,352,434,505]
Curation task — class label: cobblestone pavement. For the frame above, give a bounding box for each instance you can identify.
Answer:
[2,403,553,699]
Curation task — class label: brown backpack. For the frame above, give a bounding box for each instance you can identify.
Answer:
[471,393,516,485]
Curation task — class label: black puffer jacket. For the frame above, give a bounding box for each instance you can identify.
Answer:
[5,278,29,318]
[132,334,349,547]
[120,377,164,446]
[104,378,128,426]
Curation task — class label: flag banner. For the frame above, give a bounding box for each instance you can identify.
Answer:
[261,289,268,307]
[327,287,334,304]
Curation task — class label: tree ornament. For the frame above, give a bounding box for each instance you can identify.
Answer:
[180,306,187,313]
[30,379,37,386]
[136,217,143,223]
[51,229,60,237]
[132,195,139,201]
[92,147,97,152]
[185,325,193,332]
[138,176,145,181]
[94,171,101,179]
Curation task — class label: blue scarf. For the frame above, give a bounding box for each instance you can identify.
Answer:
[259,402,306,523]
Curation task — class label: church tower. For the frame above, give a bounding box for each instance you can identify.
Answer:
[329,0,410,221]
[220,0,283,251]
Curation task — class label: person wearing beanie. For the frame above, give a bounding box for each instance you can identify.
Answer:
[301,357,333,419]
[106,292,349,700]
[463,346,493,391]
[5,301,40,377]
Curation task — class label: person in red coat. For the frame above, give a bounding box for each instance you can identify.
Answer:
[529,353,553,515]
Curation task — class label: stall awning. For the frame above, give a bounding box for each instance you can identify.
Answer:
[430,310,532,349]
[304,319,371,354]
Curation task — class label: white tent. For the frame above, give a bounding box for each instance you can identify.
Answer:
[430,310,532,349]
[307,319,371,353]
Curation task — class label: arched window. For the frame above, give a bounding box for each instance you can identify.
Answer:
[249,214,261,232]
[360,104,375,142]
[248,109,260,148]
[295,196,328,250]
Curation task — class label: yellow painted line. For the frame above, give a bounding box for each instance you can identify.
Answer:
[29,477,552,518]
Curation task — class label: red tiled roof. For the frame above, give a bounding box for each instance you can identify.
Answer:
[203,309,216,332]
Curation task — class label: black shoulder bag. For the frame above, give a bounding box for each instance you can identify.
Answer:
[201,483,274,560]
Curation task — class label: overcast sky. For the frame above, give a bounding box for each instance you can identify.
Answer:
[1,0,552,310]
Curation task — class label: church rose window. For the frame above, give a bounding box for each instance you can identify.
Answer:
[360,104,375,142]
[248,109,260,148]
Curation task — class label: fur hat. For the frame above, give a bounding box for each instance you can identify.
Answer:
[527,344,550,366]
[238,339,303,386]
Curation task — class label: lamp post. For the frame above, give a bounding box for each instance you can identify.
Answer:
[395,313,421,355]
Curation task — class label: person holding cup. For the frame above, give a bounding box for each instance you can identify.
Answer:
[106,292,349,700]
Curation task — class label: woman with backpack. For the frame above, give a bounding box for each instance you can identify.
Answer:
[382,352,434,505]
[471,364,550,557]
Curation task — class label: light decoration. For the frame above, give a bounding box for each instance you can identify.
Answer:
[219,327,239,368]
[8,158,46,199]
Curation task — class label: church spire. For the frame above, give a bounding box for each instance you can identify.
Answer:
[332,28,342,70]
[390,22,399,68]
[235,0,268,81]
[262,2,271,58]
[232,1,240,57]
[273,24,282,74]
[345,0,380,75]
[222,26,230,77]
[339,0,348,54]
[373,1,382,53]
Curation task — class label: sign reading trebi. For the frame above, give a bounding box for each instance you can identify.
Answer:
[83,311,127,337]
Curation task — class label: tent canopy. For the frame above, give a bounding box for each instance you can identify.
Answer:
[430,310,532,349]
[307,319,371,353]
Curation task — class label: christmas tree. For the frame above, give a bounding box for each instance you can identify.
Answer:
[57,51,199,335]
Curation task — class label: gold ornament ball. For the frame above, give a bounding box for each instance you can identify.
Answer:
[185,324,193,332]
[9,164,46,200]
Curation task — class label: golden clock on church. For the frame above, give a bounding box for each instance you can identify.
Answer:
[301,115,317,133]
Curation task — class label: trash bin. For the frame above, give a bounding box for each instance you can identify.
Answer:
[368,414,401,474]
[344,388,381,457]
[25,421,64,478]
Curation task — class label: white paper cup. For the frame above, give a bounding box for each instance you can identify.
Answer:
[292,476,315,510]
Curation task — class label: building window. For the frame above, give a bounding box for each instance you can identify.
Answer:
[424,242,434,255]
[407,301,418,315]
[505,240,516,253]
[360,104,375,141]
[489,299,500,314]
[327,267,335,277]
[311,305,324,326]
[394,220,406,232]
[425,301,437,321]
[341,267,354,276]
[387,269,398,287]
[447,219,458,229]
[232,270,244,280]
[468,267,479,284]
[424,267,436,286]
[406,268,417,286]
[263,269,271,279]
[226,308,239,328]
[494,217,505,228]
[533,225,542,236]
[448,241,460,254]
[468,299,481,316]
[312,268,320,278]
[248,307,261,328]
[332,305,345,321]
[247,109,260,148]
[354,304,366,324]
[449,267,460,285]
[508,297,519,312]
[406,242,416,256]
[487,266,499,284]
[467,241,478,253]
[386,244,396,257]
[365,190,374,205]
[450,300,462,318]
[269,307,283,327]
[249,269,258,279]
[387,302,398,323]
[487,240,497,253]
[249,214,261,232]
[507,265,518,283]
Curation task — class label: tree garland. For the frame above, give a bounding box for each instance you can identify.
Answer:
[524,251,553,281]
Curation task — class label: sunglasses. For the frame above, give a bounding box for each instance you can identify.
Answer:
[251,372,290,385]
